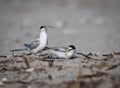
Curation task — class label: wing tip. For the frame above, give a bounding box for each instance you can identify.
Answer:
[24,44,29,47]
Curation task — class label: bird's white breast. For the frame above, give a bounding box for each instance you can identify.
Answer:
[32,29,48,53]
[51,50,67,58]
[66,50,75,58]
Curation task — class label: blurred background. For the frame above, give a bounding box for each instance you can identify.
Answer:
[0,0,120,54]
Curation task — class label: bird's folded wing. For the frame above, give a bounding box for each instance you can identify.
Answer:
[29,40,40,50]
[52,46,67,52]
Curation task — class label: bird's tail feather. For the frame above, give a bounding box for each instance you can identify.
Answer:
[10,48,27,52]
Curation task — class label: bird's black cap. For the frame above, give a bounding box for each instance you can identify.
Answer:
[68,45,76,49]
[40,25,47,29]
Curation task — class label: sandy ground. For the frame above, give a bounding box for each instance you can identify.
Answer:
[0,0,120,88]
[0,52,120,88]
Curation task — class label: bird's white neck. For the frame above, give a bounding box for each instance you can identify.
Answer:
[39,28,48,45]
[39,28,47,33]
[66,50,75,58]
[39,28,47,37]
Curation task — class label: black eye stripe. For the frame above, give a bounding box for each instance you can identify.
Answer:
[40,26,44,29]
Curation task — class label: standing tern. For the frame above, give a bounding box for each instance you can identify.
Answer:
[24,25,54,54]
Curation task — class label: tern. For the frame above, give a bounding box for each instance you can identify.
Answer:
[48,45,76,59]
[24,25,54,54]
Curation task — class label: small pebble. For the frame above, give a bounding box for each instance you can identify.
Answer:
[26,68,34,72]
[1,78,8,82]
[0,81,4,86]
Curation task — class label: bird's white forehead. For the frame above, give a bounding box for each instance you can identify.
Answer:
[68,47,72,49]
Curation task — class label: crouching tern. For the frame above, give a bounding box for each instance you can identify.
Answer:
[24,25,54,54]
[48,45,76,59]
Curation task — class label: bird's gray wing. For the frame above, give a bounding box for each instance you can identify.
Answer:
[52,46,67,52]
[28,40,40,50]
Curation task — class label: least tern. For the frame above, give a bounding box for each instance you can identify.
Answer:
[48,45,76,59]
[24,25,53,54]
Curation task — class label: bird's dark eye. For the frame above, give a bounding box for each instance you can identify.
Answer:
[40,25,47,29]
[40,26,44,29]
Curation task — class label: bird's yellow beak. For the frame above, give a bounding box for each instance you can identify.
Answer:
[40,25,55,30]
[40,25,56,30]
[47,25,56,29]
[44,25,48,29]
[66,49,70,53]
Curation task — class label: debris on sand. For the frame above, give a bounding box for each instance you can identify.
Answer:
[0,52,120,88]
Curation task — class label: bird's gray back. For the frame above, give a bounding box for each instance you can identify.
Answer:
[27,40,40,50]
[51,46,67,52]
